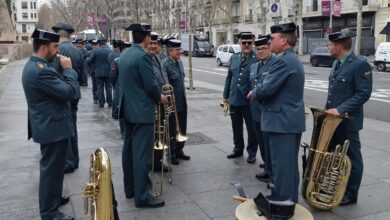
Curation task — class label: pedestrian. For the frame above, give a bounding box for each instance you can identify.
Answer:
[252,22,306,203]
[86,40,99,104]
[108,39,122,118]
[223,32,259,164]
[326,28,373,205]
[119,23,168,208]
[22,29,79,220]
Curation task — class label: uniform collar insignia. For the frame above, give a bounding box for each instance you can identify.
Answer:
[38,63,45,68]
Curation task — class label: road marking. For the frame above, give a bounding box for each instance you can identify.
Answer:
[185,67,390,104]
[184,67,227,76]
[213,68,227,71]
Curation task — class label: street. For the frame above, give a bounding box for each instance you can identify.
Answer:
[182,56,390,123]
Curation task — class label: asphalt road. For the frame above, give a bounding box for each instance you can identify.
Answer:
[182,56,390,123]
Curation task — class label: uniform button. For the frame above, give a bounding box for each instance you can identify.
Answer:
[241,68,243,70]
[332,78,335,81]
[328,101,331,104]
[268,108,271,111]
[255,79,257,82]
[238,79,241,81]
[342,79,346,82]
[329,93,331,96]
[240,73,242,76]
[237,84,240,86]
[330,85,333,88]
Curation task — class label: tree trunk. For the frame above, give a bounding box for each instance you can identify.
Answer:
[355,0,363,55]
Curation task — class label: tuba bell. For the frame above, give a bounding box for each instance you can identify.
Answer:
[83,148,119,219]
[301,107,351,210]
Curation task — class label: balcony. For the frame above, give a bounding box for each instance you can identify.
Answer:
[232,16,240,23]
[244,15,252,23]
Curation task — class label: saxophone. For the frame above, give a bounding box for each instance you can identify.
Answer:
[83,148,119,219]
[301,107,351,210]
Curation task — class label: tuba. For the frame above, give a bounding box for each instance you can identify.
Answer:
[83,148,119,219]
[301,107,351,210]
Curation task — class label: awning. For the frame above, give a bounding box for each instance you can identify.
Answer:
[380,22,390,34]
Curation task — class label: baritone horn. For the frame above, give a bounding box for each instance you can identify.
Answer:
[83,148,119,220]
[301,107,351,210]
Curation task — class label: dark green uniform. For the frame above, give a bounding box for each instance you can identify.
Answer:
[253,48,306,203]
[51,40,83,172]
[22,55,79,219]
[163,58,188,158]
[250,55,276,177]
[326,52,372,202]
[118,44,161,205]
[223,50,258,157]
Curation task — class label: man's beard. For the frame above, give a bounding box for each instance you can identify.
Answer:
[46,51,57,63]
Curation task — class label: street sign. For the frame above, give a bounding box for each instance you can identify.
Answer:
[269,2,281,18]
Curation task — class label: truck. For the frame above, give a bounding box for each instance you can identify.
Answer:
[180,34,213,57]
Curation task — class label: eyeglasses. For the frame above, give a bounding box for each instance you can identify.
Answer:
[241,41,253,45]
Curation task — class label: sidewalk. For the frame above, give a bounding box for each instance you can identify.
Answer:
[1,59,390,220]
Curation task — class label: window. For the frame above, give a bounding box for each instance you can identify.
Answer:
[22,13,28,20]
[30,2,33,9]
[229,47,235,53]
[13,13,17,21]
[34,13,37,19]
[21,2,28,9]
[218,46,223,52]
[223,46,228,53]
[33,2,37,9]
[22,24,27,33]
[31,13,33,19]
[312,0,318,11]
[363,0,368,5]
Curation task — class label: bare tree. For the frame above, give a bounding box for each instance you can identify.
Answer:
[354,0,363,55]
[50,0,86,32]
[194,0,219,44]
[292,0,304,55]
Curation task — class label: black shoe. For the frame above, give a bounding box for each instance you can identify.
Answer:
[247,156,256,164]
[60,196,70,206]
[170,157,180,165]
[136,197,165,208]
[227,151,243,159]
[255,172,271,182]
[177,152,190,160]
[93,100,98,104]
[64,168,75,174]
[340,195,357,206]
[108,104,113,108]
[126,194,134,199]
[52,212,74,220]
[99,105,104,108]
[259,163,265,168]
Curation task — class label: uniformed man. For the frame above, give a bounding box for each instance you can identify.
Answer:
[86,39,99,104]
[146,32,171,171]
[75,38,89,86]
[163,39,191,165]
[247,35,276,183]
[51,23,83,174]
[252,22,305,202]
[89,36,113,108]
[113,42,131,138]
[119,23,168,208]
[108,40,122,118]
[223,32,258,163]
[326,28,372,205]
[22,29,78,220]
[85,40,93,51]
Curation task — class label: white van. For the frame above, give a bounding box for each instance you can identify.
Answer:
[374,42,390,72]
[216,44,241,66]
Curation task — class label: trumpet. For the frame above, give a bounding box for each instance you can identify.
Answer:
[220,101,229,117]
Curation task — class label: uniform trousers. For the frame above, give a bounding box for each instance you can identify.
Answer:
[40,139,68,220]
[122,121,154,205]
[230,105,257,157]
[269,132,301,203]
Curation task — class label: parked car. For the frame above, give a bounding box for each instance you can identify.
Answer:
[374,42,390,72]
[216,44,241,66]
[310,47,336,67]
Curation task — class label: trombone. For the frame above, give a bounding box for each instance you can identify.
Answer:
[151,84,174,196]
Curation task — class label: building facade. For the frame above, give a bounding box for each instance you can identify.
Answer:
[0,0,16,43]
[11,0,39,43]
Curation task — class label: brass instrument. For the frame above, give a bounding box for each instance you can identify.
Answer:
[151,84,174,196]
[220,101,229,117]
[169,85,188,142]
[301,107,351,210]
[83,148,118,219]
